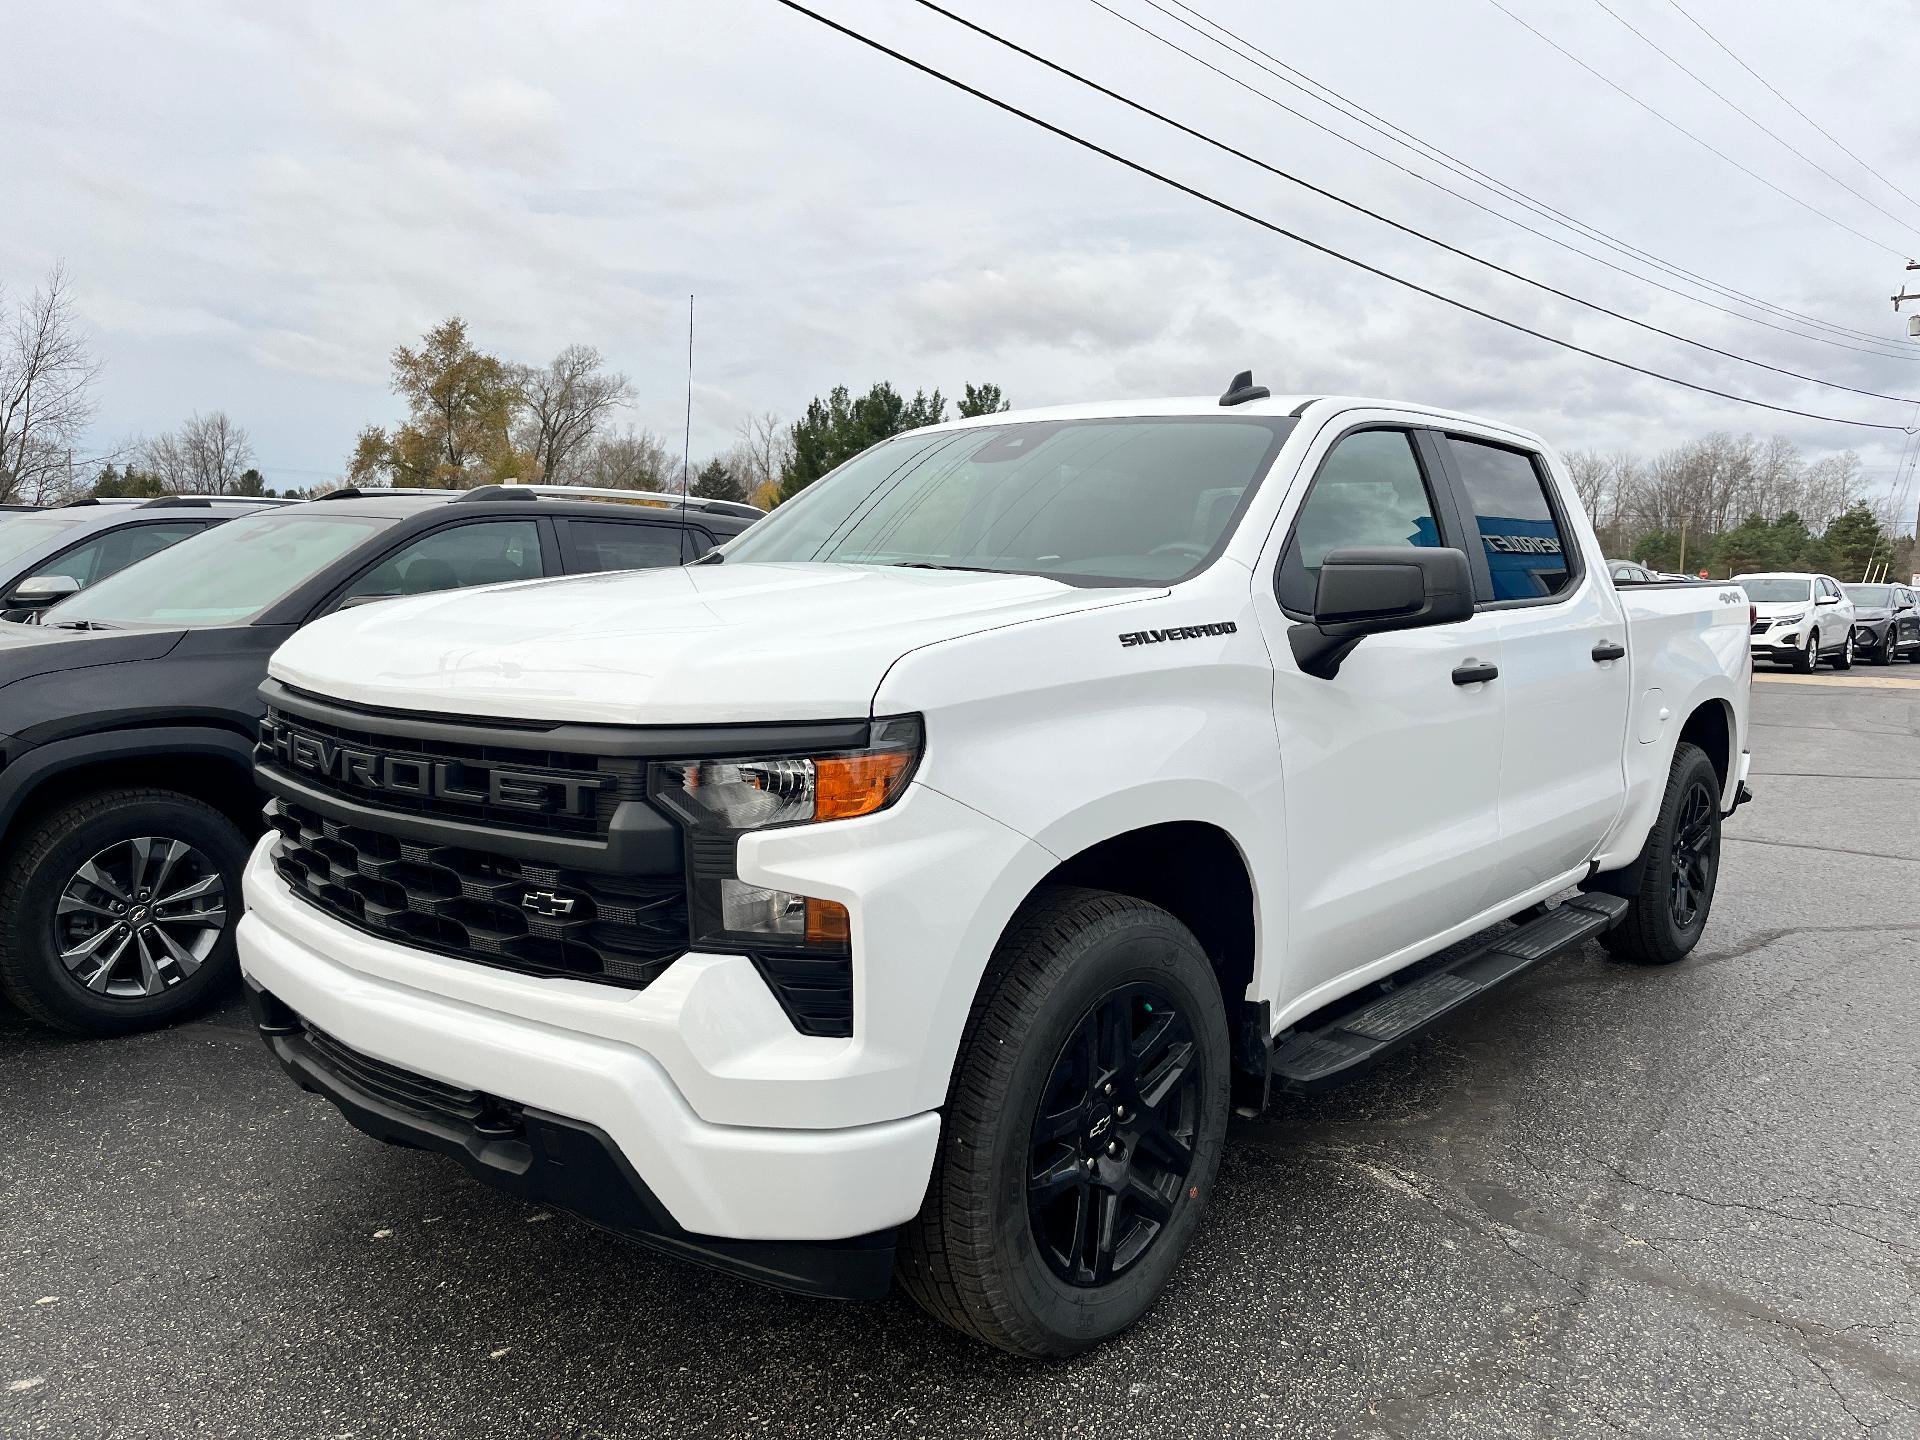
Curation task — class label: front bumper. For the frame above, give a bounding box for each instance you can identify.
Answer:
[237,849,943,1244]
[1749,635,1803,663]
[246,980,898,1299]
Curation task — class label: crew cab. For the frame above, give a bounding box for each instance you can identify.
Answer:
[0,485,758,1035]
[237,382,1753,1357]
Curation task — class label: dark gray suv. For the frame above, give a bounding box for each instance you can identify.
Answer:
[1844,582,1920,665]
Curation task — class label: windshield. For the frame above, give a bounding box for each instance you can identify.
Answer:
[1844,585,1891,607]
[0,513,87,569]
[1739,577,1812,603]
[721,416,1295,586]
[48,510,399,626]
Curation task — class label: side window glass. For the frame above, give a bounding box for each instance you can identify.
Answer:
[1277,429,1439,615]
[1449,438,1572,600]
[32,535,113,587]
[342,520,545,605]
[30,524,203,589]
[566,520,684,574]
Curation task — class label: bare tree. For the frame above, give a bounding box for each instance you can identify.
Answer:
[0,263,102,504]
[144,411,256,494]
[724,410,792,508]
[579,426,674,490]
[512,344,633,485]
[1797,451,1862,531]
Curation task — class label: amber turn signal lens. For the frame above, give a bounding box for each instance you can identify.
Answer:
[805,897,851,945]
[813,749,914,821]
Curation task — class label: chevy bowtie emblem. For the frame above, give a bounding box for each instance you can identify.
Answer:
[521,891,576,917]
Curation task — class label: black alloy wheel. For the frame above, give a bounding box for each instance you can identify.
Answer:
[1667,778,1719,934]
[1026,982,1201,1287]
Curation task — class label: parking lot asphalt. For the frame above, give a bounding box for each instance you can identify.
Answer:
[3,675,1917,1440]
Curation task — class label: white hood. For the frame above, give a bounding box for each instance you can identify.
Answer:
[269,562,1158,724]
[1750,597,1814,621]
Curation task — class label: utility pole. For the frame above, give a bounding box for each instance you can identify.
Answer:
[1894,259,1920,316]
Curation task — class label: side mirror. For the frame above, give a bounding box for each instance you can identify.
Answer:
[4,574,80,611]
[1815,593,1839,606]
[1288,546,1475,680]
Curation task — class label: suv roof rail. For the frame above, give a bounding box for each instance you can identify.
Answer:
[63,493,294,509]
[452,483,766,518]
[313,485,457,501]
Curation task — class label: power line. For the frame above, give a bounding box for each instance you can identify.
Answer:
[910,0,1917,404]
[1583,0,1920,241]
[1147,0,1917,355]
[1084,0,1920,368]
[1483,0,1909,260]
[1660,0,1920,218]
[771,0,1911,432]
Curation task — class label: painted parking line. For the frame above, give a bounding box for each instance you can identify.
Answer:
[1752,670,1920,690]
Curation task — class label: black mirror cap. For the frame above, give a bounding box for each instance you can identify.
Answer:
[1289,546,1475,679]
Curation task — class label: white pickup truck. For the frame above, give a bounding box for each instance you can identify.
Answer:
[238,379,1753,1357]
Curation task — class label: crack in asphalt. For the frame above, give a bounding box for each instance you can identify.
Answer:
[1722,835,1920,864]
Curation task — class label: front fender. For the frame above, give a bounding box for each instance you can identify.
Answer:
[0,725,258,840]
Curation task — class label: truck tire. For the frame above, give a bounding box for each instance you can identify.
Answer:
[1599,742,1721,967]
[897,886,1230,1357]
[0,788,249,1036]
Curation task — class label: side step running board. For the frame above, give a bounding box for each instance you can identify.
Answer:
[1267,893,1628,1094]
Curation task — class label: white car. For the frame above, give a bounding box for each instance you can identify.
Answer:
[1737,571,1856,671]
[237,381,1754,1356]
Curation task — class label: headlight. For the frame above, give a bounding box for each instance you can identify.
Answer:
[653,717,923,951]
[1772,611,1805,625]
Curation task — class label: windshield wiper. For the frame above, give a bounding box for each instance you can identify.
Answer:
[888,561,1010,575]
[50,619,117,631]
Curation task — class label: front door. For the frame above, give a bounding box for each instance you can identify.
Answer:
[1252,421,1509,1014]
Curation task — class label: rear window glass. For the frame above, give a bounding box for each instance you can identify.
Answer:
[1448,438,1572,601]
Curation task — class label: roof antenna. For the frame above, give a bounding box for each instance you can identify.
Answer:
[680,293,694,525]
[1219,369,1270,406]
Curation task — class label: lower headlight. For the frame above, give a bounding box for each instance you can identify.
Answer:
[653,717,922,951]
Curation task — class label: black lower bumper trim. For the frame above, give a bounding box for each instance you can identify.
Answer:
[245,981,897,1300]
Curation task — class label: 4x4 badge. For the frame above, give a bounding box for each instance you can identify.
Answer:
[521,891,576,917]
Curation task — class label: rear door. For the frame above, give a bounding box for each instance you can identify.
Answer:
[1253,420,1508,1002]
[1433,433,1632,892]
[555,515,689,574]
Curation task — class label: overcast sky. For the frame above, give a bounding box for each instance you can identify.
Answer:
[4,0,1917,522]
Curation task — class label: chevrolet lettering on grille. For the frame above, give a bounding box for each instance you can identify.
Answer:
[265,719,605,818]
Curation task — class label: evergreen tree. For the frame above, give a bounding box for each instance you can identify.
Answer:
[957,382,1010,417]
[690,457,745,503]
[779,382,947,502]
[1820,502,1885,581]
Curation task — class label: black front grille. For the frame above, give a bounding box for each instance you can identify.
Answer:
[258,707,645,838]
[1750,620,1770,635]
[268,800,686,988]
[301,1022,494,1124]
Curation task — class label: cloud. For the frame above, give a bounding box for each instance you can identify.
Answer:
[0,0,1912,523]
